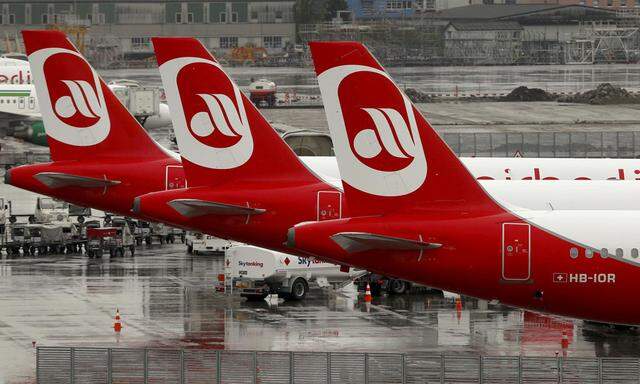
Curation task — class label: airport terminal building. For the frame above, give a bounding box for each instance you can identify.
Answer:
[0,0,296,65]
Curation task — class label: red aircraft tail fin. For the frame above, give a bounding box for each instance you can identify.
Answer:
[152,37,318,188]
[309,41,496,216]
[22,30,170,162]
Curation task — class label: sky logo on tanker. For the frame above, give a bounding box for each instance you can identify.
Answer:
[317,64,427,197]
[29,46,110,146]
[159,56,253,169]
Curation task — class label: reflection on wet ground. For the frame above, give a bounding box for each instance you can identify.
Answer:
[2,244,640,383]
[101,63,640,95]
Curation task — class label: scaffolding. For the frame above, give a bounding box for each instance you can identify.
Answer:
[565,21,640,64]
[299,18,444,65]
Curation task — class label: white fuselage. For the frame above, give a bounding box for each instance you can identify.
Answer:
[301,156,640,210]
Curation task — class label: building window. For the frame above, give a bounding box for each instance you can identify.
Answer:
[607,0,613,6]
[175,12,182,23]
[131,37,151,50]
[275,10,283,20]
[42,14,49,24]
[569,247,579,259]
[250,10,258,21]
[220,36,238,49]
[386,0,412,9]
[231,12,238,22]
[220,12,227,23]
[621,0,627,6]
[593,0,599,6]
[263,36,283,49]
[187,12,194,23]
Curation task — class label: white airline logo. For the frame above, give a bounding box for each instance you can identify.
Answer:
[55,80,102,119]
[317,65,427,197]
[159,56,253,169]
[190,93,241,139]
[29,47,110,146]
[355,107,417,159]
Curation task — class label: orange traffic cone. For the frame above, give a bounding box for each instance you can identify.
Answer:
[561,331,569,349]
[364,283,372,303]
[113,309,122,333]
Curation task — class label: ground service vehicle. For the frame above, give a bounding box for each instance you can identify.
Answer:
[86,227,134,258]
[226,245,364,301]
[191,234,236,255]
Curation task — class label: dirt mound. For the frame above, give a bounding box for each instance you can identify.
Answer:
[559,83,640,105]
[502,86,554,102]
[405,88,432,103]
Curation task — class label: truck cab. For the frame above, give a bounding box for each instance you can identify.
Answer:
[33,197,69,224]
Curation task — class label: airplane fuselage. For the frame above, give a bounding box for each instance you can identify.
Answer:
[288,208,640,325]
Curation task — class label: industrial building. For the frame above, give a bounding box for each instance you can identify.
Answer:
[0,0,296,66]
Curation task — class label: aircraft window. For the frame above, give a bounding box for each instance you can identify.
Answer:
[601,248,608,258]
[569,247,578,259]
[0,99,4,104]
[616,248,624,258]
[585,249,593,258]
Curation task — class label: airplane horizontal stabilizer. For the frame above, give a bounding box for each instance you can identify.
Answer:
[331,232,441,253]
[168,199,266,218]
[35,172,121,189]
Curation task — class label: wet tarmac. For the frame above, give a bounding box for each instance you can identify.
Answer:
[2,244,640,383]
[101,63,640,96]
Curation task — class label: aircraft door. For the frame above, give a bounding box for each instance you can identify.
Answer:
[165,165,187,190]
[502,223,531,281]
[317,191,341,221]
[18,97,25,109]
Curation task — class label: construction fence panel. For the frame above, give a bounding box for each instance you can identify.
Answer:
[36,347,640,384]
[73,347,109,384]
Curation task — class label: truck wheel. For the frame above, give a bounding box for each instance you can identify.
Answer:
[289,278,308,301]
[129,246,135,256]
[388,279,410,295]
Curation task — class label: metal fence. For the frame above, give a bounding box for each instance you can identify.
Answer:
[37,346,640,384]
[442,131,640,158]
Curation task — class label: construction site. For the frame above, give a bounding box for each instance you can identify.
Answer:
[300,5,640,65]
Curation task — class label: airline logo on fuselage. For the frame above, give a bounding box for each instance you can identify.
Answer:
[159,56,253,169]
[317,64,426,197]
[29,47,110,146]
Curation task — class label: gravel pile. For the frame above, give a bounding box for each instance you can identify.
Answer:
[501,86,555,102]
[559,83,640,105]
[405,88,433,103]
